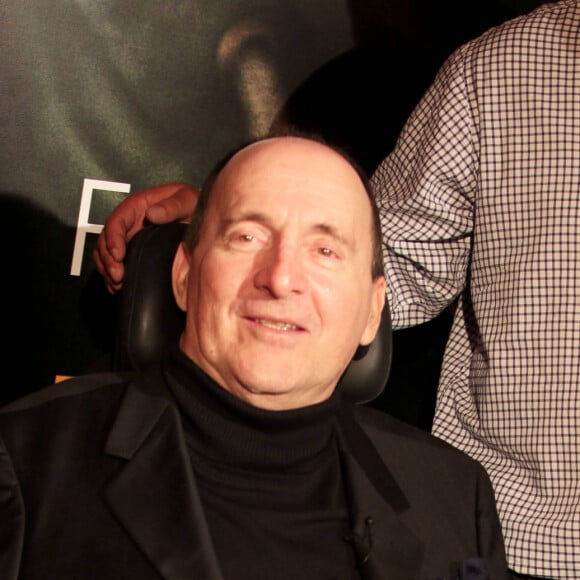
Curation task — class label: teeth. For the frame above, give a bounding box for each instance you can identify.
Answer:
[258,319,298,331]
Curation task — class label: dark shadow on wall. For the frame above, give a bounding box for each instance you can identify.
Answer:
[274,0,534,175]
[272,0,545,430]
[2,0,550,422]
[0,193,117,405]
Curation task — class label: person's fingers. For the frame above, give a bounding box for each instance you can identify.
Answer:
[102,202,145,258]
[92,244,124,294]
[145,184,199,224]
[103,227,129,262]
[93,205,138,292]
[93,181,198,291]
[94,187,157,284]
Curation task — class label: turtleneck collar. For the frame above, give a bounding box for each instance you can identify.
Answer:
[162,346,344,470]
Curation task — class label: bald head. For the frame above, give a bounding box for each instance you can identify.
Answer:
[172,135,386,409]
[185,136,384,279]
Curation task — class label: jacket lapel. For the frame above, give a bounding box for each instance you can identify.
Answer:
[337,408,424,580]
[103,382,224,580]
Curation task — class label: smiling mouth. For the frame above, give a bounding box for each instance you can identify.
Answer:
[256,319,300,331]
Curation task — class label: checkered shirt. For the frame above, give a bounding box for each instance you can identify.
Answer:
[371,1,580,577]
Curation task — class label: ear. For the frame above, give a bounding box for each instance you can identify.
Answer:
[172,242,191,312]
[359,276,387,346]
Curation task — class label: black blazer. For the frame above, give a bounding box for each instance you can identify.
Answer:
[0,371,508,580]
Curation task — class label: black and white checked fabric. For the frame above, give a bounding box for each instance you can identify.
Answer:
[371,1,580,577]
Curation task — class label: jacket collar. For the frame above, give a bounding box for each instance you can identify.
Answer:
[103,378,224,580]
[102,373,423,580]
[336,406,424,579]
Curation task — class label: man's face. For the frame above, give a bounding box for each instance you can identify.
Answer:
[173,137,385,410]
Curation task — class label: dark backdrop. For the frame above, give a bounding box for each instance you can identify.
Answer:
[0,0,546,427]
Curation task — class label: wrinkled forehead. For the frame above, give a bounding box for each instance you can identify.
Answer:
[211,138,372,220]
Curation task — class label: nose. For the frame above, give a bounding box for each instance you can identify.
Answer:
[254,243,306,298]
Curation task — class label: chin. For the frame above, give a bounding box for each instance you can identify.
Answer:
[239,375,298,397]
[242,376,334,410]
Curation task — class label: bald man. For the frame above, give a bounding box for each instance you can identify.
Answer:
[0,136,507,580]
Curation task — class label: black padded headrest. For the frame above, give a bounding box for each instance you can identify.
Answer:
[113,223,392,404]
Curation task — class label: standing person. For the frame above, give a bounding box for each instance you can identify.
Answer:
[0,136,508,579]
[372,1,580,578]
[93,2,579,577]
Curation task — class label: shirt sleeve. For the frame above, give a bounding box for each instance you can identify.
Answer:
[371,43,477,329]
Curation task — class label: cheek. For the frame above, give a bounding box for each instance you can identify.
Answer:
[189,258,248,323]
[314,276,373,333]
[312,278,348,319]
[185,264,236,362]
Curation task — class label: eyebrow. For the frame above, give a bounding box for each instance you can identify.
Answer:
[311,222,350,248]
[220,211,351,247]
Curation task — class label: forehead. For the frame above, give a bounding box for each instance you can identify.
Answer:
[209,138,372,227]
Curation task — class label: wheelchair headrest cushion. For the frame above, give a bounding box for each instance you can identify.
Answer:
[113,223,392,404]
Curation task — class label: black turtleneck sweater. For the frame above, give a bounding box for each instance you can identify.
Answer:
[163,347,361,580]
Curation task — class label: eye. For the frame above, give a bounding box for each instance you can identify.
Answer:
[229,232,258,247]
[317,246,338,260]
[224,226,267,251]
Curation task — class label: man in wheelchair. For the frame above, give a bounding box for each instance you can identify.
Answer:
[0,135,507,579]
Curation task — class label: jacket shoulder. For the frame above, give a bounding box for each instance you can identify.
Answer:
[352,405,486,474]
[0,372,134,415]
